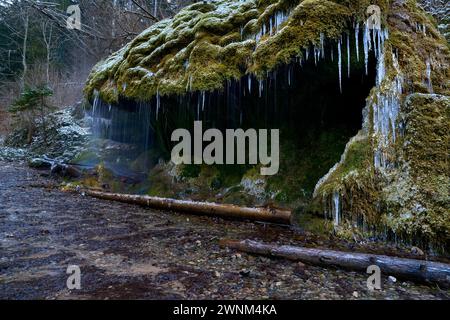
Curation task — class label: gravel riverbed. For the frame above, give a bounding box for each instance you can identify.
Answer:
[0,161,448,300]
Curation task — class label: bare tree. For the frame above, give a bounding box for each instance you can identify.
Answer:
[20,6,29,89]
[40,19,53,84]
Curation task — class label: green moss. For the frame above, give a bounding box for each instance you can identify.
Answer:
[85,0,393,103]
[311,133,384,229]
[383,93,450,248]
[316,134,372,194]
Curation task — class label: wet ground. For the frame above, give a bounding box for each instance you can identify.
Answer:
[0,161,449,300]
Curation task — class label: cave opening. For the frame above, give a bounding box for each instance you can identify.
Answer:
[87,35,377,206]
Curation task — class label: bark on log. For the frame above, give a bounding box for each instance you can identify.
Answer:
[80,190,291,224]
[221,239,450,287]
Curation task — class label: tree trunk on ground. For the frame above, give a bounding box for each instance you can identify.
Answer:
[221,239,450,288]
[79,189,292,224]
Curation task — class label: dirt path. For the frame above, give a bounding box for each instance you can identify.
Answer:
[0,161,448,300]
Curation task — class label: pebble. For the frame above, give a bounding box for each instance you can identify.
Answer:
[388,276,397,283]
[411,246,424,256]
[353,291,359,298]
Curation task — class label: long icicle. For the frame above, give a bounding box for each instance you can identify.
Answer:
[347,33,351,78]
[363,23,369,75]
[338,38,342,93]
[355,23,360,62]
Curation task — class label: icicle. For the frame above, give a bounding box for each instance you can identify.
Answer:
[363,24,369,75]
[154,0,158,17]
[426,59,433,93]
[201,91,206,111]
[320,33,325,58]
[377,29,381,58]
[186,75,193,92]
[332,191,340,226]
[288,68,291,86]
[331,47,334,62]
[305,48,309,61]
[314,46,317,66]
[338,39,342,93]
[355,23,360,62]
[347,34,351,78]
[373,28,377,58]
[248,75,252,93]
[197,98,200,120]
[376,48,385,86]
[269,17,272,35]
[258,79,263,98]
[156,90,160,120]
[274,12,277,31]
[255,28,262,42]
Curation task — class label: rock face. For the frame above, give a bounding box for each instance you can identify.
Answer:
[85,0,449,251]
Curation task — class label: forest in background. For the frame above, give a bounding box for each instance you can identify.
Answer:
[0,0,194,135]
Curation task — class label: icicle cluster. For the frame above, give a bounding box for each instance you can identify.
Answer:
[415,23,427,36]
[296,25,389,94]
[372,52,403,170]
[255,10,289,41]
[315,24,396,225]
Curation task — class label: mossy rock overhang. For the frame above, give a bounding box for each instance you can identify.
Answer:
[84,0,387,103]
[85,0,449,104]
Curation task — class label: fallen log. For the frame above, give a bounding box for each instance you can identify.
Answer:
[79,189,292,224]
[221,239,450,288]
